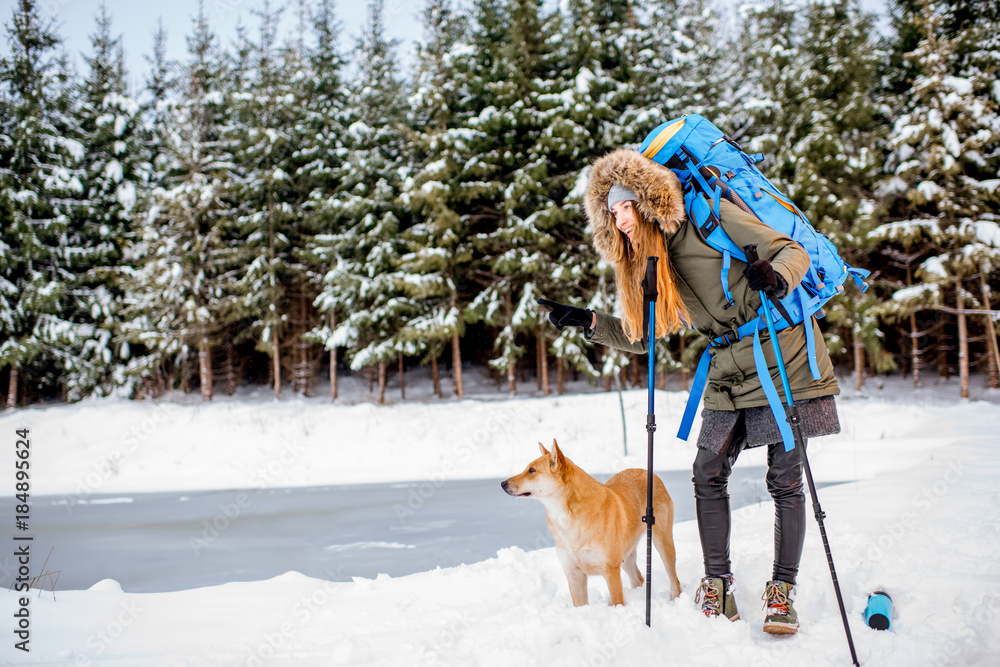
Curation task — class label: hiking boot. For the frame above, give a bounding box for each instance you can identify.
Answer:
[695,574,740,621]
[762,580,799,634]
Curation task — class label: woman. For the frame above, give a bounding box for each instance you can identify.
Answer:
[539,147,841,634]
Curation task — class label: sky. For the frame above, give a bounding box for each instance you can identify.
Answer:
[0,0,425,91]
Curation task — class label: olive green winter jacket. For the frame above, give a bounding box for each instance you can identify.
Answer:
[583,149,839,411]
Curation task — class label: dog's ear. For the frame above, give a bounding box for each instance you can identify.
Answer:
[549,440,563,470]
[538,441,550,457]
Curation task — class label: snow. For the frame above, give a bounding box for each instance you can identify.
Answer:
[567,166,590,201]
[941,123,961,157]
[348,120,371,140]
[423,158,449,177]
[891,283,938,302]
[54,135,86,161]
[867,218,940,242]
[960,220,1000,247]
[942,76,973,96]
[2,374,1000,665]
[916,180,943,202]
[421,180,448,194]
[103,160,123,183]
[920,255,949,279]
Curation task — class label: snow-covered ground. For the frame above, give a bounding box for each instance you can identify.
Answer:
[2,370,999,666]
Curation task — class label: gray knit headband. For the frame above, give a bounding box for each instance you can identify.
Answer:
[607,183,638,211]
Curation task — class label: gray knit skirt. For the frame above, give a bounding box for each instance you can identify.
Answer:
[696,395,841,454]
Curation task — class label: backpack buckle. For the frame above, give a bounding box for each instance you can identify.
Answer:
[713,328,741,347]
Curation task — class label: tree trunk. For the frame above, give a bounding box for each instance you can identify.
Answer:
[505,293,516,395]
[330,313,338,401]
[298,292,312,398]
[853,326,865,391]
[452,331,464,399]
[431,354,442,398]
[226,343,237,395]
[6,364,17,409]
[199,335,213,402]
[536,334,542,391]
[269,208,280,399]
[905,262,919,387]
[936,317,950,379]
[273,328,281,399]
[293,294,301,394]
[398,352,405,400]
[980,274,1000,389]
[378,361,387,405]
[957,274,969,399]
[557,356,564,396]
[180,355,191,394]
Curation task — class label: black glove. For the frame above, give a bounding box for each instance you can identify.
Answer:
[744,258,778,292]
[537,298,592,332]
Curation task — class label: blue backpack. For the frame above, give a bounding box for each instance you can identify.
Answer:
[638,114,869,450]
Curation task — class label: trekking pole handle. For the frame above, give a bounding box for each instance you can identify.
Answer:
[745,243,759,263]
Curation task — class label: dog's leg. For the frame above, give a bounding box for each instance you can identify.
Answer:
[623,547,644,589]
[653,497,682,600]
[558,550,589,606]
[565,566,589,607]
[604,565,626,606]
[654,532,681,600]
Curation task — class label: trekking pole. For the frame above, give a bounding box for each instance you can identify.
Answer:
[744,244,860,666]
[641,256,658,628]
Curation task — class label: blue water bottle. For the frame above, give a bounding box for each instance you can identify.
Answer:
[865,591,893,630]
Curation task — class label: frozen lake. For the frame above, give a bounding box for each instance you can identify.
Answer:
[13,466,792,593]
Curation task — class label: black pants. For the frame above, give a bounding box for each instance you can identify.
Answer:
[692,410,806,584]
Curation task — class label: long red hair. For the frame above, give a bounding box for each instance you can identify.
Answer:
[614,209,690,343]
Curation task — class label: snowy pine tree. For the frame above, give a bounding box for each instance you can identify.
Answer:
[639,0,733,126]
[766,0,890,382]
[524,0,636,392]
[310,0,412,404]
[462,0,566,394]
[228,1,316,397]
[735,0,802,167]
[68,2,145,397]
[872,0,1000,394]
[0,0,89,406]
[399,0,477,399]
[294,0,351,400]
[120,1,240,400]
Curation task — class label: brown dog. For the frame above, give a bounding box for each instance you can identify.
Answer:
[502,440,681,606]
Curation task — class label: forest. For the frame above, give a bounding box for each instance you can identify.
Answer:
[1,0,998,408]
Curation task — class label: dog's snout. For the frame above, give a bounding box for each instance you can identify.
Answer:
[501,480,510,492]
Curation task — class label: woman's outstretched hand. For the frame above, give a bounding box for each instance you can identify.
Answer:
[537,298,592,332]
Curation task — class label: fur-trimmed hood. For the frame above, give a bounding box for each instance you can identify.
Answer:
[585,148,686,262]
